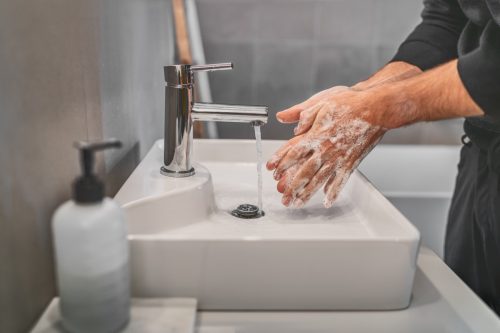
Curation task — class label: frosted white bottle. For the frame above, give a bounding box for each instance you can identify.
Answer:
[52,140,130,333]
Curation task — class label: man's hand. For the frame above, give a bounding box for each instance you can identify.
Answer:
[275,86,350,127]
[267,89,386,208]
[266,62,421,208]
[267,60,483,208]
[275,61,422,130]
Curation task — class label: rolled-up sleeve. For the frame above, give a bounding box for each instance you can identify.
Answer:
[391,0,467,70]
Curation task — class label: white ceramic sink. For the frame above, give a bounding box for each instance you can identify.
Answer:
[359,145,460,258]
[115,139,420,310]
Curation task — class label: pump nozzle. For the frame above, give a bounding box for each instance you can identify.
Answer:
[73,139,122,203]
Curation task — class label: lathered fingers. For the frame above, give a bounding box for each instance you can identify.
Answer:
[266,135,304,171]
[291,160,339,208]
[281,140,339,204]
[294,103,324,135]
[273,140,316,180]
[276,160,305,194]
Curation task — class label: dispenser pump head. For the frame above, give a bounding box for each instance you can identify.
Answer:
[73,139,122,203]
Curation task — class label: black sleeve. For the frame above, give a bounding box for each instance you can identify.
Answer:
[457,22,500,118]
[391,0,467,70]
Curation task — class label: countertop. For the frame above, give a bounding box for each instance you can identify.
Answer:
[31,248,500,333]
[30,298,197,333]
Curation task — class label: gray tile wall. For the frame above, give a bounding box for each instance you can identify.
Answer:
[0,1,464,330]
[0,0,172,331]
[198,0,463,144]
[99,0,174,194]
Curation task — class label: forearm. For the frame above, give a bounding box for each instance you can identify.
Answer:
[352,61,422,91]
[275,61,422,124]
[368,59,484,129]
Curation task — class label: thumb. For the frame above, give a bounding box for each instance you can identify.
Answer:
[276,103,307,123]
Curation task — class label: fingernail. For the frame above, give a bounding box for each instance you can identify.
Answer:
[323,197,334,208]
[293,199,305,208]
[268,154,283,168]
[282,195,291,207]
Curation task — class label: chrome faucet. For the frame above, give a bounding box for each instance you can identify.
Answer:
[162,63,268,177]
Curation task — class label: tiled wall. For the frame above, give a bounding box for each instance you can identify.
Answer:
[198,0,464,144]
[0,0,172,331]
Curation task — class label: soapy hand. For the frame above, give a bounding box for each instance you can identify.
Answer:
[266,88,387,208]
[273,86,350,130]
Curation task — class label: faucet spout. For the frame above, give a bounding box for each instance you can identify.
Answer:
[162,63,268,178]
[192,103,268,125]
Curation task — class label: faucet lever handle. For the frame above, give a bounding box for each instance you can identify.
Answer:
[190,62,233,73]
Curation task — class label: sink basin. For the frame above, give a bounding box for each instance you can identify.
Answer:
[115,139,420,310]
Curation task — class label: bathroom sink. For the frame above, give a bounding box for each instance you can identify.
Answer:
[115,139,420,310]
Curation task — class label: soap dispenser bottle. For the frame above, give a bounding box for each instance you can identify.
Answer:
[52,139,130,333]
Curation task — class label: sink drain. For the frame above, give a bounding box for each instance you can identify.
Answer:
[231,204,265,219]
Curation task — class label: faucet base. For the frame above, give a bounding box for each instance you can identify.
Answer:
[160,166,195,178]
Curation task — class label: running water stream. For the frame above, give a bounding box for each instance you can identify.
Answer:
[230,124,264,219]
[254,125,263,213]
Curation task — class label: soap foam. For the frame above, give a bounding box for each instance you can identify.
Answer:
[273,100,386,208]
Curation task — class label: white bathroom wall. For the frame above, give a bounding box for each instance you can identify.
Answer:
[0,1,173,331]
[197,0,464,144]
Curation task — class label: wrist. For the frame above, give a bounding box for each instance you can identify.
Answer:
[353,62,422,92]
[363,82,421,129]
[351,81,370,91]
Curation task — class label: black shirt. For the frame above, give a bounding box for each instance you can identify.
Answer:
[392,0,500,132]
